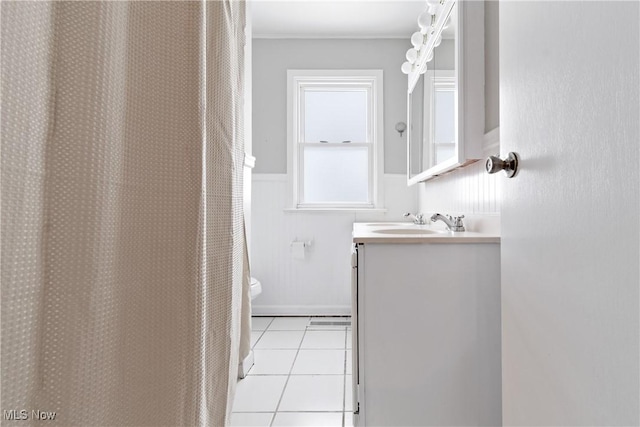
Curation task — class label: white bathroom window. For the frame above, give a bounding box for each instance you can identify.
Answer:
[287,70,384,210]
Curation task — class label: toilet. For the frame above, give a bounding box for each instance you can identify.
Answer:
[250,277,262,300]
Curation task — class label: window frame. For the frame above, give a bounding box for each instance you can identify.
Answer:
[287,69,384,211]
[424,70,456,170]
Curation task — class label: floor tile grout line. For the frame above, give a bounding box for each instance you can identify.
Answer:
[251,329,306,351]
[252,348,344,352]
[250,317,275,349]
[268,329,346,331]
[247,374,346,377]
[251,328,268,350]
[243,317,352,425]
[279,412,343,415]
[233,411,347,413]
[264,316,311,333]
[269,324,309,427]
[250,316,276,334]
[342,326,348,427]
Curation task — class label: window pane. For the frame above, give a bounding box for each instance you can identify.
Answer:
[303,146,369,203]
[304,90,368,143]
[434,89,455,164]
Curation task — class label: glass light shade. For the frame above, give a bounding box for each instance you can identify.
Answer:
[411,32,424,49]
[401,61,413,74]
[426,0,441,12]
[406,48,418,64]
[417,10,431,29]
[433,35,442,48]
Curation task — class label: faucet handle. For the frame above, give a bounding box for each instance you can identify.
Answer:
[452,215,466,231]
[414,213,427,225]
[404,212,427,225]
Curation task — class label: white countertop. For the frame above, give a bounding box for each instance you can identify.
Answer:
[352,222,501,244]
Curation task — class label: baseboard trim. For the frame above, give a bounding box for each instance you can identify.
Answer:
[252,305,351,316]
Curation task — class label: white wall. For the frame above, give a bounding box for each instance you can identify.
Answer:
[253,38,409,174]
[418,130,500,216]
[251,38,417,314]
[432,39,455,70]
[251,174,417,315]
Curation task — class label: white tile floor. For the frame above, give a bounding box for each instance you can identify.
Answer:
[231,316,352,427]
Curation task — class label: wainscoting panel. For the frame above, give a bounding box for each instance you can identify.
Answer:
[251,174,417,315]
[418,128,502,216]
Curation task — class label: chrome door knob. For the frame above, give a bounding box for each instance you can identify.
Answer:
[486,152,519,178]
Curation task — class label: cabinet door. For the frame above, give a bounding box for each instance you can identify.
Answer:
[360,243,501,426]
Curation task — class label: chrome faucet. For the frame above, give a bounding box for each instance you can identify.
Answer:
[403,212,427,225]
[430,213,466,232]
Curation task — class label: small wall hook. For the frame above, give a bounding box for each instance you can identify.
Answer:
[486,152,520,178]
[395,122,407,137]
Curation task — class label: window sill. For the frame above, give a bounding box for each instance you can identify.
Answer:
[283,208,388,214]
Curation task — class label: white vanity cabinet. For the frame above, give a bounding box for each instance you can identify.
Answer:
[351,229,501,426]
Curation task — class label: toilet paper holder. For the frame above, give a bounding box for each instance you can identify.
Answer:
[290,240,313,248]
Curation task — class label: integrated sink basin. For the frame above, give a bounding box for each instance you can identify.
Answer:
[353,221,500,244]
[372,228,442,235]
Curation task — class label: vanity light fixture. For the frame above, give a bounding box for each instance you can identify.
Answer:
[426,0,441,16]
[417,10,431,32]
[401,0,453,76]
[411,31,424,49]
[395,122,407,137]
[406,48,418,64]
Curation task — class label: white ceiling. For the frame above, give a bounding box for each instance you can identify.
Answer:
[251,0,427,39]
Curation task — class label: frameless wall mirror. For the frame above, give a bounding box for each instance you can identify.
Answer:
[403,0,485,185]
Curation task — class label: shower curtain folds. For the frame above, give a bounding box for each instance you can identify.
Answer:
[1,1,247,426]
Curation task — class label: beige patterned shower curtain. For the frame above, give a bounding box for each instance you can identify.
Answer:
[1,1,247,425]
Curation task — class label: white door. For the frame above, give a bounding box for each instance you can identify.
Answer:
[500,2,639,426]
